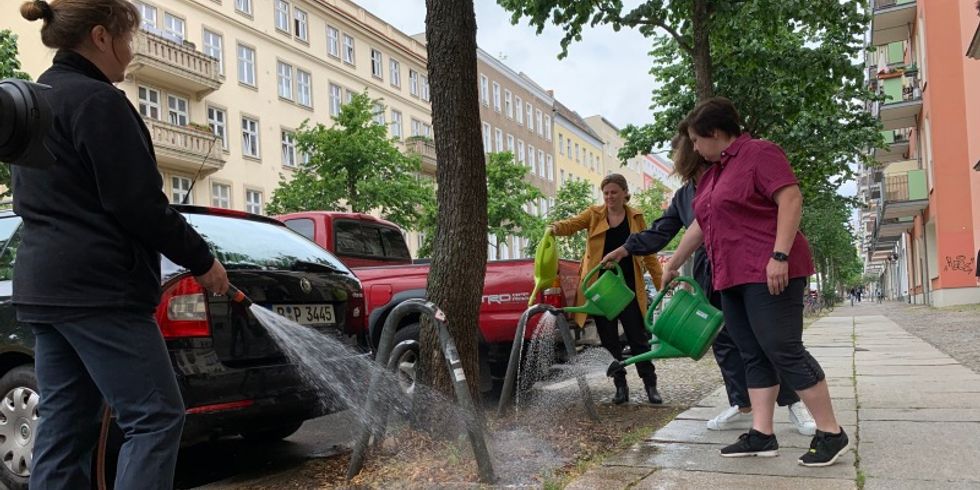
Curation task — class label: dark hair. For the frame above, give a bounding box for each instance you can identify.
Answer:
[685,96,743,139]
[600,173,630,202]
[20,0,139,50]
[671,120,710,184]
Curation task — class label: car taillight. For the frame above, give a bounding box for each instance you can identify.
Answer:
[155,276,211,339]
[345,291,366,334]
[542,286,563,309]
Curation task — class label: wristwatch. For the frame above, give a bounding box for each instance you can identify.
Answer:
[772,251,789,262]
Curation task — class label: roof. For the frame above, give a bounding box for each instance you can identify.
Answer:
[553,100,603,144]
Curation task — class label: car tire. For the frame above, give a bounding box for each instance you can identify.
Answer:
[240,420,305,442]
[390,323,420,396]
[0,365,39,490]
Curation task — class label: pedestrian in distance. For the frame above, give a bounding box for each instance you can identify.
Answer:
[601,122,816,436]
[16,1,230,488]
[550,174,665,405]
[662,97,849,467]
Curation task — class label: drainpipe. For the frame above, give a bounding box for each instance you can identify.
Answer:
[921,211,931,306]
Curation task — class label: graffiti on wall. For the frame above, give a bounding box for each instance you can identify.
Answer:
[943,255,976,274]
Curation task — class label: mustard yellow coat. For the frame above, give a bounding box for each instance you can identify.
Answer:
[552,205,664,327]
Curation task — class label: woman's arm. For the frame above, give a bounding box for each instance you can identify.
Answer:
[662,219,704,285]
[550,208,591,237]
[768,184,803,295]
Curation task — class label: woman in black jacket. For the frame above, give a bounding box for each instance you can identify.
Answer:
[15,2,229,488]
[602,123,815,436]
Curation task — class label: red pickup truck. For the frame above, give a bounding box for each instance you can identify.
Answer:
[276,211,581,390]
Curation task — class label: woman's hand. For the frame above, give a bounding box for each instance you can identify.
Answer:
[766,258,789,295]
[196,258,230,296]
[601,246,629,268]
[662,267,680,286]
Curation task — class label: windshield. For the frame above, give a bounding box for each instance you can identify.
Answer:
[162,213,353,275]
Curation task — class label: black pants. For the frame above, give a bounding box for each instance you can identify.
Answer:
[707,290,800,408]
[721,278,825,391]
[595,298,656,385]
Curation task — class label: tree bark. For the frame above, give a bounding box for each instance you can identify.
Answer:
[691,0,714,101]
[418,0,487,412]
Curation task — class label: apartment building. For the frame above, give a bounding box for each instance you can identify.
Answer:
[554,101,604,201]
[859,0,980,306]
[583,116,645,193]
[643,153,682,193]
[9,0,434,221]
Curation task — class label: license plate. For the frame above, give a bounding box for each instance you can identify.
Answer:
[271,304,336,325]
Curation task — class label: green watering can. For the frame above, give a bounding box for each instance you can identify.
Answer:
[528,230,559,306]
[563,263,635,321]
[608,276,724,376]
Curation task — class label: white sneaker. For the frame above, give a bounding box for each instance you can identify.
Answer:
[788,401,817,436]
[706,405,753,431]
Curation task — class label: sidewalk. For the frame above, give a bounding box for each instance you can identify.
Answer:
[566,301,980,489]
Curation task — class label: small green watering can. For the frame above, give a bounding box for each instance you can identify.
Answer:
[563,263,635,321]
[608,276,724,376]
[528,230,559,306]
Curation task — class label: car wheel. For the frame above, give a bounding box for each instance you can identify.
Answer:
[240,420,304,442]
[391,323,420,396]
[0,365,39,490]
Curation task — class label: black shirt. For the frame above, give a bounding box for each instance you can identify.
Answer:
[603,216,636,290]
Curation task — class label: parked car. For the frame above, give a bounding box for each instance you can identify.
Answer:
[0,206,366,490]
[277,211,582,392]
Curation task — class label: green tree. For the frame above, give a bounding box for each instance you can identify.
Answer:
[486,152,543,260]
[266,91,434,230]
[525,179,595,260]
[631,181,682,251]
[1,30,31,198]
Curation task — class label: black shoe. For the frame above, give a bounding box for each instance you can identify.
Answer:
[644,383,663,404]
[720,429,779,458]
[798,427,850,467]
[612,384,629,404]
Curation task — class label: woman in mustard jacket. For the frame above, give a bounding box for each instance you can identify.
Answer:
[551,174,664,404]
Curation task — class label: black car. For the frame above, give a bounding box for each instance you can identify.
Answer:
[0,205,366,489]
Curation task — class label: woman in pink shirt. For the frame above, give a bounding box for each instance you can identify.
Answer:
[663,98,848,467]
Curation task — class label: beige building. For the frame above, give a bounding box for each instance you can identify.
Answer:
[554,101,605,201]
[583,116,645,193]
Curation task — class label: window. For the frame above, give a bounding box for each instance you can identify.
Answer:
[296,69,312,107]
[390,110,403,138]
[164,13,185,42]
[245,189,263,214]
[504,90,513,118]
[294,8,308,41]
[560,169,565,183]
[136,2,156,31]
[575,143,580,162]
[342,34,355,64]
[479,75,489,105]
[389,59,401,88]
[138,86,160,120]
[409,69,419,97]
[277,61,293,100]
[242,117,259,157]
[494,128,504,152]
[411,118,424,137]
[372,103,385,125]
[211,182,231,208]
[482,122,491,152]
[202,29,223,75]
[207,106,227,149]
[237,44,256,86]
[543,116,551,140]
[329,84,343,117]
[345,89,355,103]
[506,134,515,153]
[281,131,297,167]
[528,145,536,173]
[526,103,534,132]
[371,49,383,79]
[517,140,525,163]
[326,26,339,58]
[566,138,572,157]
[235,0,252,15]
[537,150,545,177]
[515,96,523,124]
[421,76,430,102]
[284,218,315,240]
[171,176,192,204]
[167,95,188,126]
[559,134,564,155]
[492,82,501,111]
[274,0,290,32]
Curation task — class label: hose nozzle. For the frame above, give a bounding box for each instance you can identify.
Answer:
[227,284,253,307]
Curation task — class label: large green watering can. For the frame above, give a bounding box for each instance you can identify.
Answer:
[563,263,635,321]
[607,276,724,376]
[528,230,559,306]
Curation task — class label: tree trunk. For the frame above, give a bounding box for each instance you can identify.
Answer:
[691,0,713,101]
[418,0,487,413]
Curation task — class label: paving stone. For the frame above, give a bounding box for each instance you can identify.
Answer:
[564,465,654,490]
[857,390,980,409]
[633,468,856,489]
[859,421,980,482]
[648,419,856,449]
[859,408,980,422]
[863,478,980,490]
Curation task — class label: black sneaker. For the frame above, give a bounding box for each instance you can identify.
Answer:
[798,427,850,467]
[720,429,778,457]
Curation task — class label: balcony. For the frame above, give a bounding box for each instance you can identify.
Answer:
[145,119,225,175]
[874,128,911,163]
[871,0,916,46]
[127,30,222,99]
[872,71,921,130]
[404,138,437,174]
